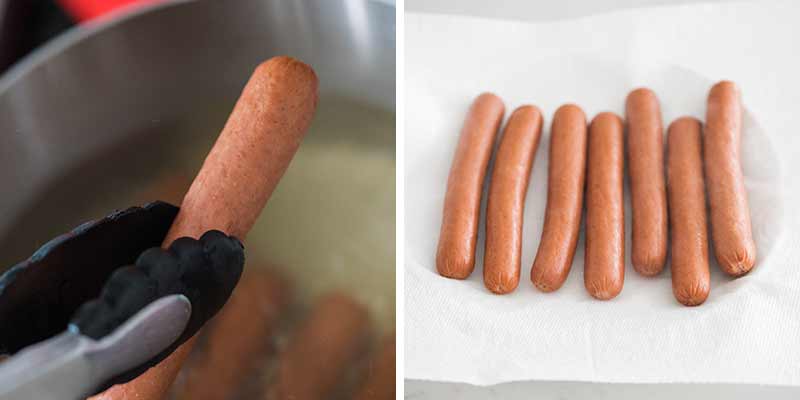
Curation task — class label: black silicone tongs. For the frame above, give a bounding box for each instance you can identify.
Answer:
[0,201,245,397]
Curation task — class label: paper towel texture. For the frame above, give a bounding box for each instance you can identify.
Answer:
[405,1,800,385]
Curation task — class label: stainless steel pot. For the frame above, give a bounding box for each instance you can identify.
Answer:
[0,0,395,265]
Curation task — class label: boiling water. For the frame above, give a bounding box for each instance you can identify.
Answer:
[0,97,395,396]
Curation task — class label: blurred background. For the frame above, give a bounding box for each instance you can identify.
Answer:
[0,0,70,74]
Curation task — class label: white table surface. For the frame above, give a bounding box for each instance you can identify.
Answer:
[403,0,800,398]
[406,0,734,22]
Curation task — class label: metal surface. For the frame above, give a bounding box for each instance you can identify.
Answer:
[0,0,395,249]
[0,294,191,400]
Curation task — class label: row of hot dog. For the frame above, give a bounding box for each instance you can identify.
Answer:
[436,81,755,306]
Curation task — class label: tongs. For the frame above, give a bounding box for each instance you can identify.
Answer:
[0,295,190,400]
[0,201,245,399]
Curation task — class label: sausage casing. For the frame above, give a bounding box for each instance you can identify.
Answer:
[625,88,668,276]
[437,93,505,279]
[530,104,587,292]
[483,105,543,294]
[704,81,756,276]
[667,117,711,306]
[584,112,625,300]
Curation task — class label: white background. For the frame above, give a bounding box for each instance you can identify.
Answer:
[406,0,734,21]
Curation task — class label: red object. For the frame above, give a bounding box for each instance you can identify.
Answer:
[57,0,164,22]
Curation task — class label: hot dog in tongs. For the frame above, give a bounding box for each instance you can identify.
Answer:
[91,56,318,400]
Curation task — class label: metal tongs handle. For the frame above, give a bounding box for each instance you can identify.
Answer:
[0,294,191,400]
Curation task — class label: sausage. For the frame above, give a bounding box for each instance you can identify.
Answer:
[584,112,625,300]
[483,105,543,293]
[175,268,291,400]
[625,88,668,276]
[704,81,756,276]
[353,336,396,400]
[667,117,711,306]
[530,104,587,292]
[436,93,505,279]
[267,293,370,400]
[90,56,318,400]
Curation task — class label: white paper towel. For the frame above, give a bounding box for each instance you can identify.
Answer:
[405,1,800,386]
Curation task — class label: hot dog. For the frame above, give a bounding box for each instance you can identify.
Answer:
[90,56,318,400]
[353,336,396,400]
[437,93,505,279]
[625,88,668,276]
[483,105,543,294]
[530,104,587,292]
[175,268,291,400]
[704,81,756,276]
[584,112,625,300]
[267,293,370,400]
[667,117,710,306]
